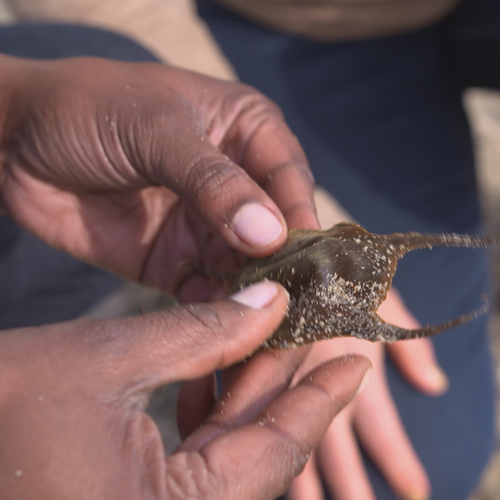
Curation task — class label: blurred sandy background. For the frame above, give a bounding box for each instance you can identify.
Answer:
[1,1,500,498]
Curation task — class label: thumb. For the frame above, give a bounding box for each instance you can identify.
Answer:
[138,72,318,255]
[83,280,289,391]
[152,124,289,257]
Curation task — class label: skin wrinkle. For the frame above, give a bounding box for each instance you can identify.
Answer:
[95,109,141,190]
[183,303,225,332]
[259,160,315,192]
[199,445,247,500]
[263,437,310,496]
[211,93,279,162]
[157,308,231,377]
[227,108,281,167]
[129,415,167,500]
[182,153,246,221]
[36,99,88,186]
[201,85,259,143]
[165,451,215,500]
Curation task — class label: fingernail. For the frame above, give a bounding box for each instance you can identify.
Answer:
[230,280,279,309]
[355,365,373,396]
[424,365,449,393]
[232,203,284,247]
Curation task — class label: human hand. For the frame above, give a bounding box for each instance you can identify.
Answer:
[287,288,449,500]
[0,280,370,500]
[0,54,317,301]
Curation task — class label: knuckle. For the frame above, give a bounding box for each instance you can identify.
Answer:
[278,441,310,486]
[182,304,225,333]
[236,91,284,128]
[224,84,284,134]
[184,156,247,216]
[164,452,218,500]
[255,434,309,496]
[263,160,314,190]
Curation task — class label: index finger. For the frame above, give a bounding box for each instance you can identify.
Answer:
[227,94,319,230]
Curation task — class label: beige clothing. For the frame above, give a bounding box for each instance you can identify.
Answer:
[215,0,461,41]
[4,0,236,79]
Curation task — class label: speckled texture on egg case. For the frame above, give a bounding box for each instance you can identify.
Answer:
[226,223,500,349]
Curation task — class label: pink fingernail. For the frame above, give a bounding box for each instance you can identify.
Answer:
[233,203,284,247]
[230,280,279,309]
[355,365,373,396]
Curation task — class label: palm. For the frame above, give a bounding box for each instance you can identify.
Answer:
[3,167,234,299]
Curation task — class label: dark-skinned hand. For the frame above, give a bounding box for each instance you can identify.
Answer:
[0,280,371,500]
[0,54,317,301]
[0,54,373,500]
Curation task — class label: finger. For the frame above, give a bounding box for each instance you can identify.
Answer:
[179,347,308,451]
[377,287,421,330]
[63,281,288,392]
[174,134,289,257]
[317,411,376,500]
[232,97,319,230]
[217,346,308,423]
[125,96,287,256]
[286,454,325,500]
[387,338,449,395]
[353,375,431,500]
[170,355,371,500]
[138,89,296,257]
[180,72,319,232]
[156,74,317,244]
[177,375,215,440]
[379,289,448,395]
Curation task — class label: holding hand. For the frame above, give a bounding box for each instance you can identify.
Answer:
[0,54,318,301]
[287,289,449,500]
[0,281,370,500]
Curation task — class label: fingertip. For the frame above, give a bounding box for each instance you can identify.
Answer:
[404,489,431,500]
[388,339,448,396]
[306,354,373,410]
[224,281,289,351]
[420,364,449,395]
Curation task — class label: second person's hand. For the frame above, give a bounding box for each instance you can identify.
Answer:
[286,288,449,500]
